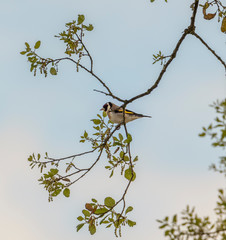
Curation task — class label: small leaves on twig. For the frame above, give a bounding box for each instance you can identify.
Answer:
[199,98,226,176]
[157,189,226,240]
[76,196,136,237]
[152,51,170,65]
[20,14,94,77]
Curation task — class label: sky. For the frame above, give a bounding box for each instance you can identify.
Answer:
[0,0,225,239]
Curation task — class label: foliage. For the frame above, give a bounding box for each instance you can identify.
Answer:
[199,1,226,33]
[157,99,226,239]
[152,51,170,65]
[20,14,94,77]
[76,197,135,237]
[157,189,226,240]
[27,111,136,236]
[199,99,226,176]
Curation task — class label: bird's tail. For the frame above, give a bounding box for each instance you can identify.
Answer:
[139,114,152,118]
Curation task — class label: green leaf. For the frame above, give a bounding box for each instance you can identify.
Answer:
[199,132,206,137]
[28,155,33,161]
[120,151,124,159]
[133,156,138,162]
[172,214,177,223]
[82,209,91,217]
[50,168,59,175]
[109,170,114,178]
[84,131,88,138]
[124,156,129,161]
[25,42,30,49]
[94,207,108,215]
[20,51,27,55]
[76,223,85,232]
[92,119,101,125]
[118,133,123,141]
[50,67,57,75]
[63,188,70,197]
[52,188,61,196]
[89,223,96,235]
[125,206,133,214]
[127,220,136,227]
[83,24,94,31]
[92,198,97,203]
[34,40,41,49]
[77,14,85,25]
[159,224,168,229]
[124,168,136,181]
[103,110,107,117]
[104,197,115,208]
[77,216,84,221]
[124,133,132,144]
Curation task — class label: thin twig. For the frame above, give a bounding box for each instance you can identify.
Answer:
[75,32,94,72]
[192,32,226,69]
[46,57,124,102]
[67,123,121,186]
[45,149,96,163]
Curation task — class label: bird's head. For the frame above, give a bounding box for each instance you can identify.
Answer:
[101,102,113,113]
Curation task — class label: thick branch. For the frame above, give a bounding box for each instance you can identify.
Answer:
[126,0,200,104]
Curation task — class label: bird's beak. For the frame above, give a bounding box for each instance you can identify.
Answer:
[100,108,104,111]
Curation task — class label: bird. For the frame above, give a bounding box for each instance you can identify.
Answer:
[100,102,151,124]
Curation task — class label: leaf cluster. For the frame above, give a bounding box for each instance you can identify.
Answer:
[27,110,138,236]
[55,14,93,60]
[20,14,94,77]
[198,1,226,32]
[76,197,135,237]
[38,168,70,201]
[199,98,226,176]
[80,112,138,181]
[152,51,169,65]
[80,111,114,147]
[157,189,226,240]
[20,41,56,77]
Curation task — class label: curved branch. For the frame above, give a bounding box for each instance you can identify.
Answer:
[126,0,200,104]
[67,123,121,186]
[48,57,124,102]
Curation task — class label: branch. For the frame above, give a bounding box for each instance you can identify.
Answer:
[44,149,96,163]
[47,57,124,102]
[75,32,94,72]
[192,32,226,69]
[190,0,199,28]
[122,0,200,104]
[67,122,121,186]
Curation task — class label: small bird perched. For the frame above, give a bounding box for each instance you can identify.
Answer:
[101,102,151,124]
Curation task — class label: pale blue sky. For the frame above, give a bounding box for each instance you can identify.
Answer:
[0,0,225,239]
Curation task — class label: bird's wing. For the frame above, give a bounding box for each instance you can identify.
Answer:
[115,108,137,115]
